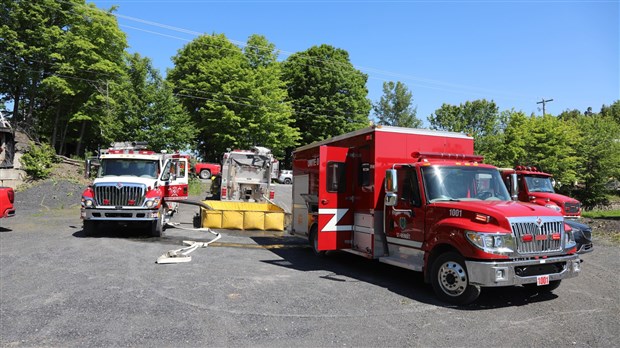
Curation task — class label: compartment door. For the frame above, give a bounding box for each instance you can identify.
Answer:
[317,145,353,250]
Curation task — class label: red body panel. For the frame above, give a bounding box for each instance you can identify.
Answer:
[194,162,221,176]
[293,126,476,252]
[0,187,15,218]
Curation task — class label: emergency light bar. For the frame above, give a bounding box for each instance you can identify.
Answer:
[411,151,484,162]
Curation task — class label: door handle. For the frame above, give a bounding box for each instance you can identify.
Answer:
[321,199,329,205]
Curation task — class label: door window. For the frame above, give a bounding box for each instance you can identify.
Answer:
[327,161,346,193]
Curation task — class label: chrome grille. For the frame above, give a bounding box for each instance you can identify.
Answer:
[94,183,146,207]
[564,202,581,214]
[510,217,564,254]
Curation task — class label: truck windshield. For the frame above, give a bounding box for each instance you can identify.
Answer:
[524,175,555,193]
[98,159,159,179]
[421,166,511,202]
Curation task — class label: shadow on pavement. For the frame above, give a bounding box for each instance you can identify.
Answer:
[257,237,560,310]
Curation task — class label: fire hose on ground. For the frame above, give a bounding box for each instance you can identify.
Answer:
[156,199,221,264]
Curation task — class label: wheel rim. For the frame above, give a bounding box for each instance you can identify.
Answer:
[437,260,468,297]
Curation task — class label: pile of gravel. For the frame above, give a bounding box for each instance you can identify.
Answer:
[14,179,86,214]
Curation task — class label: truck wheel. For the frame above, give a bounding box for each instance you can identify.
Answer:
[199,169,211,180]
[523,280,562,294]
[83,220,98,236]
[151,207,166,238]
[309,225,326,257]
[284,178,292,184]
[431,252,480,305]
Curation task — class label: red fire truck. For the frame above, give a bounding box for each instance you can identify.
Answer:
[499,166,581,219]
[81,142,189,237]
[291,126,581,304]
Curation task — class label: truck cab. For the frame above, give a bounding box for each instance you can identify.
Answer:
[499,166,581,219]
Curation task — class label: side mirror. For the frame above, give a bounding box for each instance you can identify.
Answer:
[385,169,398,193]
[510,173,518,200]
[84,159,91,179]
[385,169,398,206]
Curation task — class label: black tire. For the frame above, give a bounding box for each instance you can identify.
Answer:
[430,252,481,305]
[523,280,562,294]
[284,178,292,184]
[150,207,165,237]
[309,225,326,257]
[83,220,98,236]
[199,169,211,180]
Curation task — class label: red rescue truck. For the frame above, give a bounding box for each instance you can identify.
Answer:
[499,166,581,219]
[291,126,581,304]
[81,142,189,237]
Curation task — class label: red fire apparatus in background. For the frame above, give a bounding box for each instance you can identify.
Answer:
[291,125,581,305]
[81,142,189,237]
[499,166,582,219]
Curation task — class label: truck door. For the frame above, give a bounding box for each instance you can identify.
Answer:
[317,145,353,251]
[160,157,189,201]
[386,166,425,247]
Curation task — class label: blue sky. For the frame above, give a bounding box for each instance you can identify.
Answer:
[92,0,619,125]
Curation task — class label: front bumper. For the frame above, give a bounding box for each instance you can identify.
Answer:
[81,207,159,221]
[466,254,581,287]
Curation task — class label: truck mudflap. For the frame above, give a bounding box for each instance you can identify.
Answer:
[81,208,159,221]
[465,254,581,287]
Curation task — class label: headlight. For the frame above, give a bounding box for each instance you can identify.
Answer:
[466,231,515,256]
[144,198,160,208]
[565,229,576,249]
[81,198,95,208]
[545,204,562,213]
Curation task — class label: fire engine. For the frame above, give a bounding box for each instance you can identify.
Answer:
[219,146,275,202]
[499,166,582,219]
[291,126,581,305]
[81,142,189,237]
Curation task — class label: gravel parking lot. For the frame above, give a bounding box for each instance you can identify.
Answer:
[1,180,619,347]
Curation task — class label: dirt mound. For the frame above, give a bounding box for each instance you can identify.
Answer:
[583,217,620,245]
[14,178,85,213]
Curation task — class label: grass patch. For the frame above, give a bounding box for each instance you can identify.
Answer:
[582,209,620,219]
[188,177,208,196]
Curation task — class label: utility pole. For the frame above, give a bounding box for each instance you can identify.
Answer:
[537,98,553,116]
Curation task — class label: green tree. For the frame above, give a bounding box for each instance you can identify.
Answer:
[600,100,620,124]
[282,44,371,146]
[168,33,298,161]
[428,99,500,136]
[115,53,197,152]
[428,99,503,156]
[572,114,620,208]
[373,81,421,128]
[0,0,128,156]
[240,35,299,159]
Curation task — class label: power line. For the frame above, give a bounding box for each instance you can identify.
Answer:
[52,0,538,103]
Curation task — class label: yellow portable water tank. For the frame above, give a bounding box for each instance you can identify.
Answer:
[200,201,285,231]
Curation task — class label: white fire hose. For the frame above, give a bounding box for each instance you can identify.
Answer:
[156,222,221,264]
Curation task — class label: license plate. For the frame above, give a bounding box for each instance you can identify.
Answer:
[537,275,550,286]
